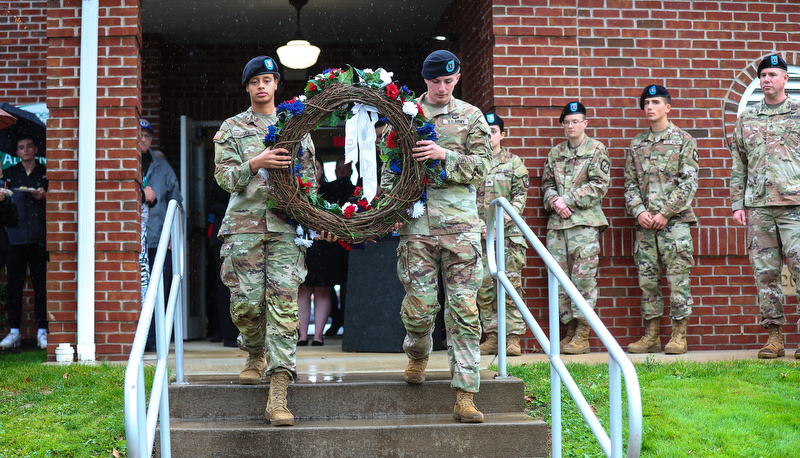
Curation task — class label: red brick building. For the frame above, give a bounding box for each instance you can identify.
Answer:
[2,1,799,360]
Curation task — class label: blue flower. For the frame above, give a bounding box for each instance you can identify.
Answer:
[379,117,388,125]
[440,170,447,181]
[420,191,427,202]
[294,164,302,175]
[277,99,305,117]
[416,122,436,140]
[390,159,402,173]
[401,85,411,95]
[264,125,278,143]
[297,145,304,157]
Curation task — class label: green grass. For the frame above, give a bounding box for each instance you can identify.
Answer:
[507,358,800,458]
[0,350,153,458]
[2,351,799,457]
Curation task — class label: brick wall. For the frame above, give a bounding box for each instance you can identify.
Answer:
[46,0,142,360]
[486,0,800,352]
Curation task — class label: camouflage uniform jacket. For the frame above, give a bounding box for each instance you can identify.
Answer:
[542,136,610,230]
[624,122,699,224]
[213,108,316,236]
[476,147,529,239]
[730,97,800,211]
[381,94,492,236]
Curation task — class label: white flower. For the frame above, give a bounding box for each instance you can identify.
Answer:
[294,237,313,248]
[295,225,304,237]
[363,68,374,74]
[297,95,307,102]
[407,200,425,218]
[402,102,419,117]
[308,229,319,240]
[376,68,394,86]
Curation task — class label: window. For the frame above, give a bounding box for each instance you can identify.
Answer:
[738,64,800,115]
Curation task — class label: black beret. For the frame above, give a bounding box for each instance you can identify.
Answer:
[421,50,460,79]
[241,56,280,86]
[639,84,671,110]
[757,54,788,76]
[485,113,504,131]
[559,101,586,123]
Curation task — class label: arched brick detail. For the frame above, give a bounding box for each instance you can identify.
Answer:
[722,51,800,148]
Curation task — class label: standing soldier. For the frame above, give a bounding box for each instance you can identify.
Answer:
[476,113,530,357]
[541,102,610,354]
[382,50,492,423]
[730,54,800,359]
[214,55,330,426]
[625,85,699,355]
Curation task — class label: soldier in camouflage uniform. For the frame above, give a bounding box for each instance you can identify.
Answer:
[214,56,327,426]
[730,54,800,360]
[381,50,491,423]
[542,102,610,355]
[476,113,530,357]
[625,85,699,355]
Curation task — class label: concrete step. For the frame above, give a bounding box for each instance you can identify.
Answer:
[158,413,549,458]
[170,370,526,421]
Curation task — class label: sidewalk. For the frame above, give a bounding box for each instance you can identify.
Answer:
[149,337,764,381]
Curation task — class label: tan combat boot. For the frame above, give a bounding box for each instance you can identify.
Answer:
[627,318,661,354]
[265,371,294,426]
[506,334,522,356]
[664,319,688,354]
[404,356,428,384]
[757,325,784,359]
[453,389,484,423]
[560,319,577,351]
[480,332,498,355]
[562,318,591,354]
[238,350,267,385]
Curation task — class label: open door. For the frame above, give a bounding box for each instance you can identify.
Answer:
[180,115,207,339]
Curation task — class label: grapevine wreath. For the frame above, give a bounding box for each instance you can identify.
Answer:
[264,67,444,246]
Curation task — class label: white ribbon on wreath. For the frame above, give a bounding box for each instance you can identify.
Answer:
[344,103,380,203]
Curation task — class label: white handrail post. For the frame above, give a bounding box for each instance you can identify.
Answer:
[610,359,622,458]
[549,269,562,458]
[496,202,509,378]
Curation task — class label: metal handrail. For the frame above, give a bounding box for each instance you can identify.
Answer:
[487,197,642,458]
[124,200,187,458]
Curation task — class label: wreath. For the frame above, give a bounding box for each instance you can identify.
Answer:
[264,67,444,246]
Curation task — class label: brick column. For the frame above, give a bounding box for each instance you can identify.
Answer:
[46,0,142,360]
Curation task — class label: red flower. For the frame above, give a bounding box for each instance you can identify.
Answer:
[422,176,429,186]
[386,83,399,100]
[357,199,371,210]
[353,186,362,197]
[308,82,318,91]
[416,103,424,117]
[386,131,398,149]
[298,176,312,193]
[338,240,353,251]
[343,204,356,218]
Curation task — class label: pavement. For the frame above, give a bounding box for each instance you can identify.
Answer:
[145,336,775,382]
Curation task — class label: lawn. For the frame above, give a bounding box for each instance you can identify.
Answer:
[508,357,800,457]
[0,349,153,457]
[1,349,798,457]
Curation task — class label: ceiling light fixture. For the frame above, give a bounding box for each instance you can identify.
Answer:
[276,0,320,70]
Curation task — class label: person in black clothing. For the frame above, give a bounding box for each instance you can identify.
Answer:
[206,175,237,347]
[0,185,19,272]
[318,158,357,338]
[0,136,48,350]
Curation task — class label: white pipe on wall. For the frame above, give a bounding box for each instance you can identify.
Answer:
[76,0,99,362]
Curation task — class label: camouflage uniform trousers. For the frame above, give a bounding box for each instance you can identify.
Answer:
[477,237,527,335]
[546,226,601,324]
[397,233,483,393]
[634,221,693,321]
[220,232,307,380]
[747,206,800,327]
